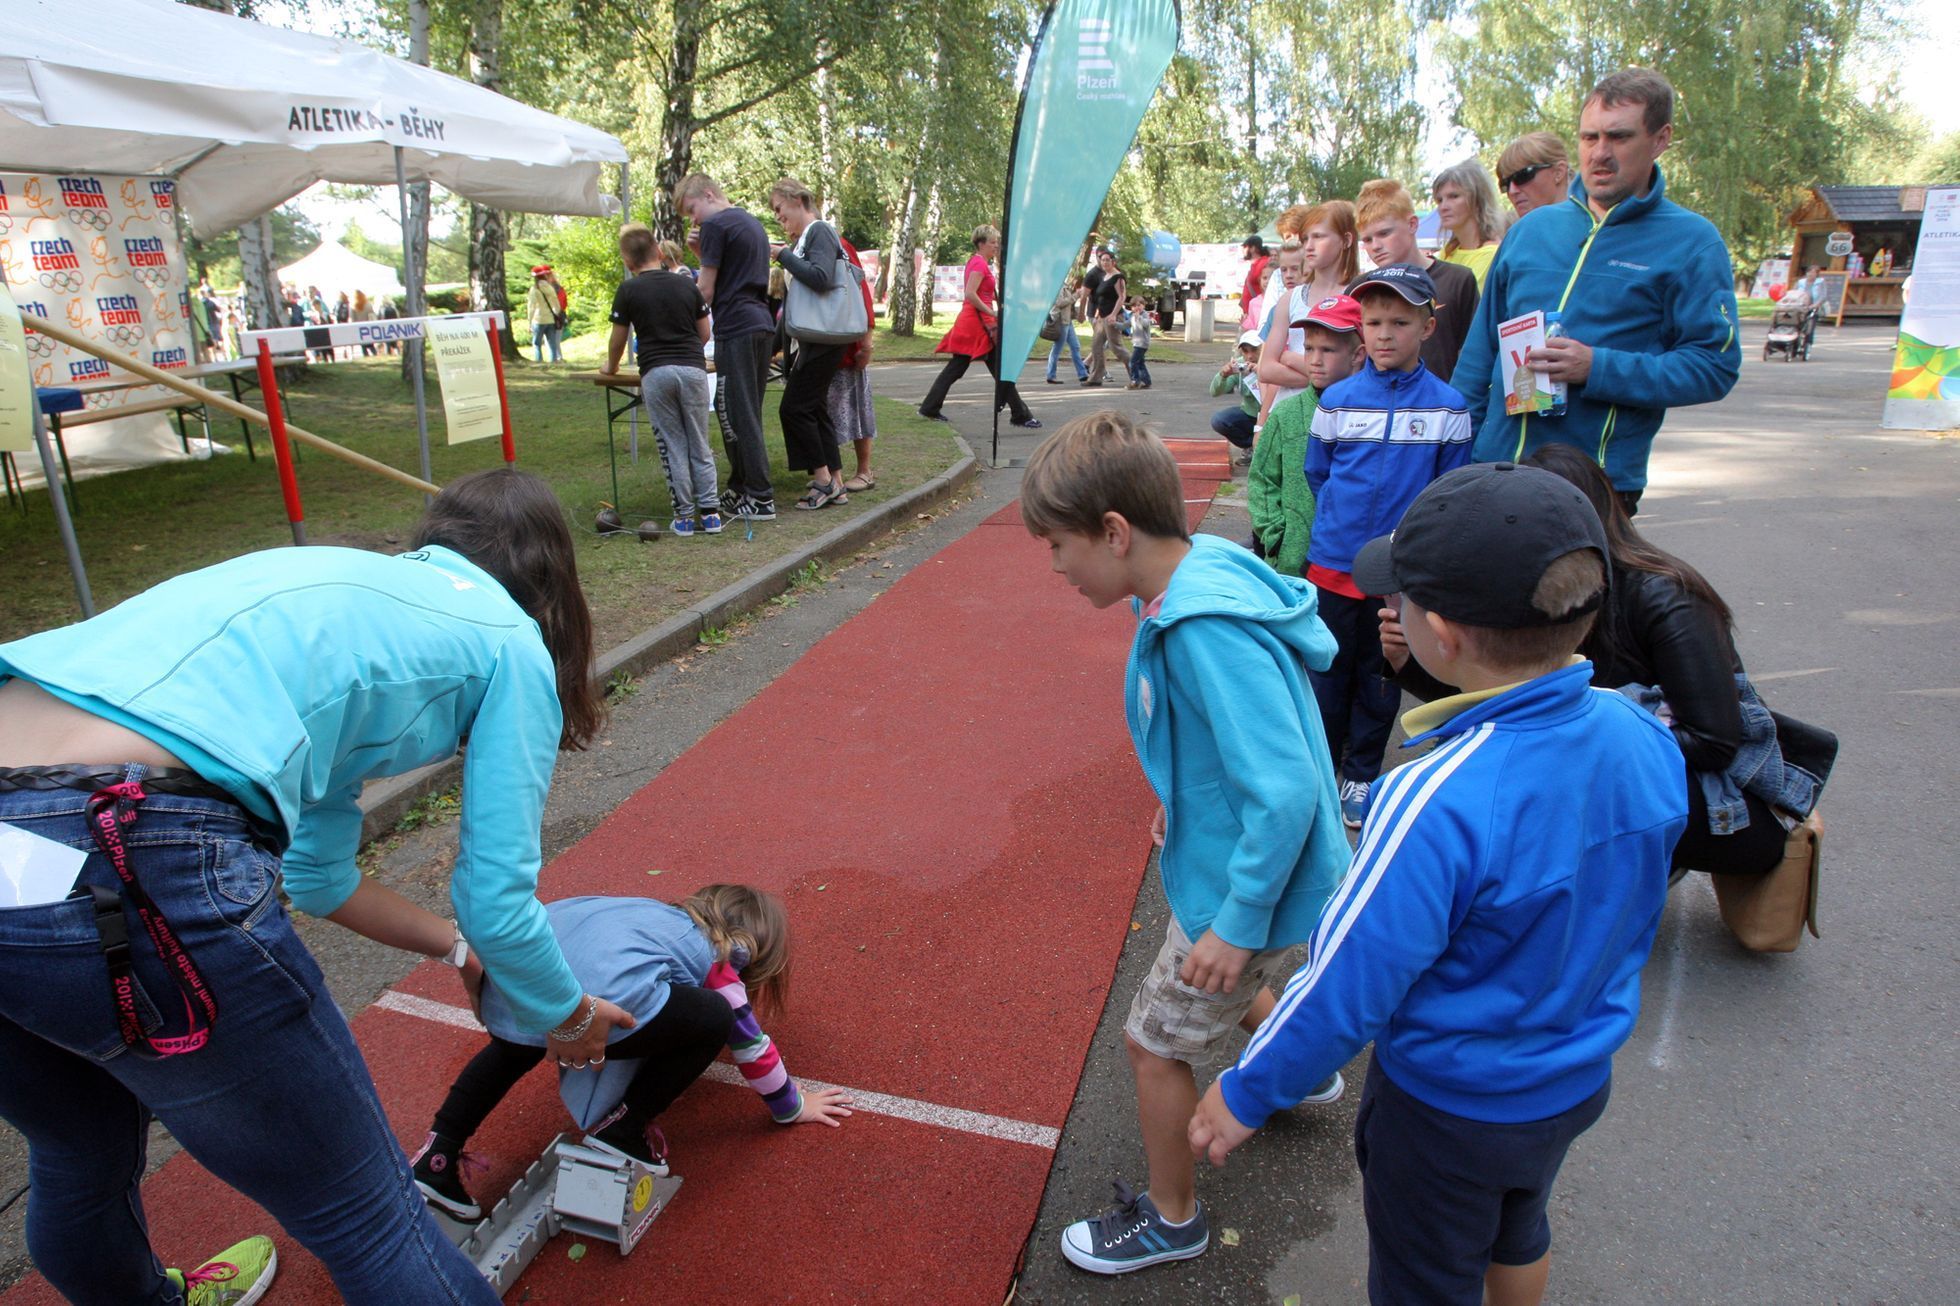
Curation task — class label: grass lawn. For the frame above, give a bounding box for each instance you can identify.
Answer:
[870,315,1195,366]
[1737,297,1776,319]
[3,332,962,649]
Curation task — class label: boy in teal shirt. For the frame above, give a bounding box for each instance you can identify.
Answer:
[1020,411,1350,1276]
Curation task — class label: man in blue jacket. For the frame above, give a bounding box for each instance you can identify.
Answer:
[1188,462,1688,1306]
[1452,68,1740,514]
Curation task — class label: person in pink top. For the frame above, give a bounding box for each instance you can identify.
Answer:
[916,225,1041,428]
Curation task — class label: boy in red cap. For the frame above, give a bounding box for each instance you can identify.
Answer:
[1249,294,1363,576]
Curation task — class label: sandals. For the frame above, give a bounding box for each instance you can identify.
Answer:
[844,474,876,493]
[795,481,848,510]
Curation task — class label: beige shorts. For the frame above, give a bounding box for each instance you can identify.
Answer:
[1124,918,1285,1064]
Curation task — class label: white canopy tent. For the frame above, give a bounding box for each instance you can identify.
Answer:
[278,241,407,302]
[0,0,629,237]
[0,0,630,619]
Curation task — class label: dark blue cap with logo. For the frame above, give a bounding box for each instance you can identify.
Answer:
[1349,262,1440,307]
[1351,462,1609,628]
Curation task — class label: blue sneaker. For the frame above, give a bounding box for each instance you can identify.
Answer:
[1060,1180,1208,1275]
[670,517,696,538]
[699,511,724,535]
[1340,779,1370,830]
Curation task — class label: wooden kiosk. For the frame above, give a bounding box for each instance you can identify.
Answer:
[1786,185,1942,323]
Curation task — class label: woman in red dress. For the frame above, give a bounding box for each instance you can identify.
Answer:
[916,225,1041,429]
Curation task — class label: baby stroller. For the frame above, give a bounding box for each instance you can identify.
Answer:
[1763,302,1817,362]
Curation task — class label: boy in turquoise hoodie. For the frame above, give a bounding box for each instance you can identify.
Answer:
[1020,411,1350,1276]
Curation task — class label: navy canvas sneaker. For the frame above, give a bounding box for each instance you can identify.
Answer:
[1060,1180,1209,1275]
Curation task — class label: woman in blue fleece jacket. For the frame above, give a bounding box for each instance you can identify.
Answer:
[0,469,622,1304]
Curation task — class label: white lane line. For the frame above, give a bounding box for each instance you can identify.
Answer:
[372,991,1060,1151]
[1646,877,1710,1070]
[1751,667,1837,683]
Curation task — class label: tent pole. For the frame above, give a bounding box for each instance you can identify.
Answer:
[31,400,94,618]
[396,147,434,504]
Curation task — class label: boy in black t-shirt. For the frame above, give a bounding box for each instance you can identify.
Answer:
[600,223,722,537]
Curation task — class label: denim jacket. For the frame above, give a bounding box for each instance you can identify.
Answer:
[1619,675,1822,833]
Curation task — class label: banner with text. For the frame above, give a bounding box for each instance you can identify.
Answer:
[429,315,503,444]
[996,0,1179,383]
[1882,187,1960,431]
[0,279,34,453]
[0,172,194,480]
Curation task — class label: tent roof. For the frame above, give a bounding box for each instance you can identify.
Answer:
[1813,185,1938,223]
[0,0,628,239]
[278,241,405,298]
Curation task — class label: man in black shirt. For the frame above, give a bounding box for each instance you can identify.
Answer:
[601,223,721,536]
[675,173,778,519]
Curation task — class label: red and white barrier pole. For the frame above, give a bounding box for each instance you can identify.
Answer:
[254,337,306,545]
[488,319,516,464]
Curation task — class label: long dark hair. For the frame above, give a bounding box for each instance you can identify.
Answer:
[411,468,604,750]
[1523,445,1734,662]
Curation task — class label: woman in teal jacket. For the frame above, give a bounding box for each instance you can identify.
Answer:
[0,469,628,1304]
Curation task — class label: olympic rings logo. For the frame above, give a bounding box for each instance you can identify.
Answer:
[25,334,54,358]
[0,216,12,236]
[38,270,82,293]
[132,268,170,289]
[85,393,116,410]
[106,324,145,347]
[66,209,111,232]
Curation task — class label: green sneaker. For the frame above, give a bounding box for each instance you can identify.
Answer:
[166,1234,278,1306]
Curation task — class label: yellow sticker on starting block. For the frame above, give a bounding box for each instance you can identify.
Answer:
[633,1174,653,1213]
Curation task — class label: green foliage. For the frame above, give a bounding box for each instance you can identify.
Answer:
[1913,132,1960,185]
[189,205,321,287]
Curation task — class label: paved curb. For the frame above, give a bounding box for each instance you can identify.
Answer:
[355,437,980,844]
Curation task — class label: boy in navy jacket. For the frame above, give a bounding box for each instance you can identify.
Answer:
[1020,411,1350,1276]
[1305,264,1472,827]
[1189,462,1688,1306]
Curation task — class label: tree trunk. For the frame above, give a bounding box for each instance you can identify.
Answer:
[235,214,282,331]
[815,47,837,222]
[918,180,943,325]
[466,0,516,358]
[402,0,432,380]
[650,0,705,243]
[883,40,941,336]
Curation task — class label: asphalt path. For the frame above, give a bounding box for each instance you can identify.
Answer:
[4,322,1955,1303]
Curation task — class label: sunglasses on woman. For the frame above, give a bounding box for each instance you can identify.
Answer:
[1502,162,1556,190]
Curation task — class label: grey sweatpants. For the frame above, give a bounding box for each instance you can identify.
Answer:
[641,365,719,518]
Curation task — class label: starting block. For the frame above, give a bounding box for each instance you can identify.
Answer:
[436,1134,682,1296]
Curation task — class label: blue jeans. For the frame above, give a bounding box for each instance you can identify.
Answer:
[1128,346,1151,386]
[531,322,562,362]
[1308,589,1401,784]
[0,776,498,1305]
[1211,406,1256,448]
[1046,329,1085,381]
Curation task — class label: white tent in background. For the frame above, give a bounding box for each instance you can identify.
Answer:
[279,242,407,302]
[0,0,629,238]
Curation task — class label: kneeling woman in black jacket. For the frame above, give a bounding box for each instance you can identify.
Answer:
[1383,446,1796,877]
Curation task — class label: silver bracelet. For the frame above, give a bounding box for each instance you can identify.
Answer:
[548,995,596,1043]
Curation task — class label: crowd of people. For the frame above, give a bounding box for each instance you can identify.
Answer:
[0,63,1838,1306]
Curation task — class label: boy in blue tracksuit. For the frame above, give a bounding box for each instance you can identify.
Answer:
[1305,263,1472,827]
[1020,411,1350,1277]
[1188,462,1689,1306]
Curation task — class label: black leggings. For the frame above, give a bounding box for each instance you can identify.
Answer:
[919,352,1033,423]
[1672,785,1787,877]
[779,342,843,475]
[433,984,734,1144]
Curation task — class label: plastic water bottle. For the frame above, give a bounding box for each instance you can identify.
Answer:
[1543,311,1569,416]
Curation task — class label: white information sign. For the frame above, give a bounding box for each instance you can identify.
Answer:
[429,315,503,445]
[1881,187,1960,431]
[0,279,33,453]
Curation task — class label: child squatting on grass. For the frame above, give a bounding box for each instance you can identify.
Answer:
[1189,462,1689,1306]
[1020,411,1351,1276]
[410,884,850,1222]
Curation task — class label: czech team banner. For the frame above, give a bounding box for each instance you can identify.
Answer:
[0,172,194,479]
[1881,186,1960,431]
[996,0,1179,397]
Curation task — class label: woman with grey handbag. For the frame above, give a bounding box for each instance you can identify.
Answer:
[769,178,850,510]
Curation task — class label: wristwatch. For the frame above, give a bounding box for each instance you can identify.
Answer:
[439,932,470,969]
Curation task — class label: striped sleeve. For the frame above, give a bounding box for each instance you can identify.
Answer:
[707,961,803,1124]
[1217,725,1495,1129]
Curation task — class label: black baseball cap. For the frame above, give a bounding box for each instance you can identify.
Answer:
[1349,262,1439,307]
[1351,462,1609,629]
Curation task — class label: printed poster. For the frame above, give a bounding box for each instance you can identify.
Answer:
[1882,187,1960,431]
[429,314,502,444]
[0,279,33,453]
[1498,311,1564,416]
[0,172,195,481]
